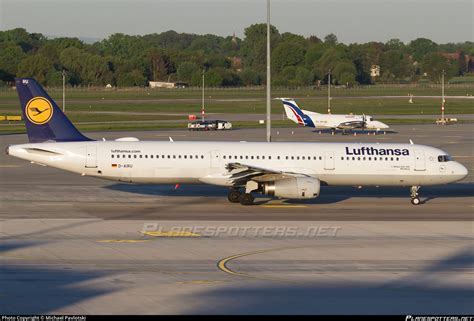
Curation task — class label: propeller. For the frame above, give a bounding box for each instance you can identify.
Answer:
[362,114,367,128]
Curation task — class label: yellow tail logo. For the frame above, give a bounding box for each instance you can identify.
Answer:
[25,97,53,125]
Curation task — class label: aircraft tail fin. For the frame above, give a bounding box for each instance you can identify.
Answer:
[15,78,92,143]
[278,98,308,126]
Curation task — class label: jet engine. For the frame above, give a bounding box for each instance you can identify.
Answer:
[260,177,320,199]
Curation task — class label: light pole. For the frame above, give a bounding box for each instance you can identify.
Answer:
[266,0,271,143]
[327,69,331,114]
[201,69,205,122]
[62,70,66,113]
[441,69,445,122]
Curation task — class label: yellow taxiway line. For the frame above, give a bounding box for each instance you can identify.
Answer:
[217,246,305,281]
[141,231,201,237]
[97,239,149,243]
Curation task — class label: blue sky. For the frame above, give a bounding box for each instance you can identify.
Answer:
[1,0,472,43]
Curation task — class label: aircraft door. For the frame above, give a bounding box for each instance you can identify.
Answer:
[210,150,221,168]
[414,150,426,171]
[85,145,97,168]
[324,151,335,170]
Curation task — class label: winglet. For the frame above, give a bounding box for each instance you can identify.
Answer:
[409,139,414,145]
[169,136,174,142]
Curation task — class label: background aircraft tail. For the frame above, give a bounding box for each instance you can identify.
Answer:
[278,98,316,127]
[15,78,92,143]
[281,99,301,124]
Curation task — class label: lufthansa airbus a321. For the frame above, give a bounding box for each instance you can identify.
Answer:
[6,78,468,205]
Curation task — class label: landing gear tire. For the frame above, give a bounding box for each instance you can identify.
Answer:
[228,189,241,203]
[410,186,421,205]
[239,193,254,206]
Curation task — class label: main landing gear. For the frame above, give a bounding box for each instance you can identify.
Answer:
[227,189,241,203]
[410,186,421,205]
[227,188,255,205]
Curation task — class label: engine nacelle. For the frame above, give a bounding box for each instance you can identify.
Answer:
[261,177,320,199]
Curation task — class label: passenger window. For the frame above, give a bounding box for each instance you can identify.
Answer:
[319,156,322,160]
[145,155,148,158]
[134,155,137,158]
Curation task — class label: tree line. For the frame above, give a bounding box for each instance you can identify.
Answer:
[0,26,472,87]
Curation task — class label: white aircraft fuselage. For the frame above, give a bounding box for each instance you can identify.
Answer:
[7,140,467,187]
[7,78,468,205]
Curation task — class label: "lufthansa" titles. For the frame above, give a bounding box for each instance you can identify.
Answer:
[345,146,410,156]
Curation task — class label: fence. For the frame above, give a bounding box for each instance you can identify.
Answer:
[0,83,473,93]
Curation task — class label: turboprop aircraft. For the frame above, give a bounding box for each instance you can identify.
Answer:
[280,98,390,133]
[6,78,467,205]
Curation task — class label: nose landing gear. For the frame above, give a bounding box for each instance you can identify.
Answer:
[410,186,421,205]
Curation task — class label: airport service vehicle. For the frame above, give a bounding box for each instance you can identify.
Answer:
[280,98,389,133]
[6,79,467,206]
[188,120,232,131]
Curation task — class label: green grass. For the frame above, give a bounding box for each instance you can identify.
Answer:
[0,85,472,135]
[0,84,473,101]
[1,98,472,116]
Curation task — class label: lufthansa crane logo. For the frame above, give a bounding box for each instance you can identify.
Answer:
[25,97,53,125]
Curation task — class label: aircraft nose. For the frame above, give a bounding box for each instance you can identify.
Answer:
[451,162,468,181]
[457,162,468,179]
[373,121,389,129]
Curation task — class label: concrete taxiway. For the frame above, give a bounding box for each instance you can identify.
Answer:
[0,124,473,314]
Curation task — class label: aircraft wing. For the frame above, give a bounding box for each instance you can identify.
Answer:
[336,120,366,130]
[226,162,310,185]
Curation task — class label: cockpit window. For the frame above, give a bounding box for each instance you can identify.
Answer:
[369,117,374,121]
[438,155,453,162]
